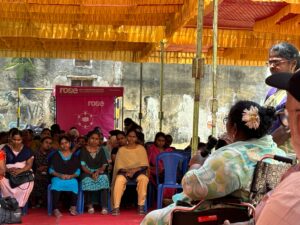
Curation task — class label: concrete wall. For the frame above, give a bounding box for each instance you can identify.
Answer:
[0,58,268,146]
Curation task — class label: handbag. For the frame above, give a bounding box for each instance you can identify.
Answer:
[0,197,22,224]
[0,196,19,211]
[250,160,291,206]
[6,170,34,189]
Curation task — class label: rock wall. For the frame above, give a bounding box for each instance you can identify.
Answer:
[0,58,268,146]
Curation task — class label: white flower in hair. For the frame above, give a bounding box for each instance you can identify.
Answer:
[242,106,260,130]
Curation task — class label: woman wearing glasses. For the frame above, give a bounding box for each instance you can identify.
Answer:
[141,101,286,225]
[264,42,300,153]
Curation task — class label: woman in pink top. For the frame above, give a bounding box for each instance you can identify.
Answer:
[147,132,173,186]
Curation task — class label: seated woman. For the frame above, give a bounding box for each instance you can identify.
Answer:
[80,131,110,215]
[31,136,53,208]
[141,100,286,225]
[147,132,173,186]
[0,129,34,208]
[48,135,80,217]
[111,128,149,216]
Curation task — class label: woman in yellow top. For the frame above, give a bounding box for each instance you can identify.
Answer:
[111,128,149,216]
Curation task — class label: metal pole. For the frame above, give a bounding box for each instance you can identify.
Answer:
[17,88,21,128]
[159,41,165,132]
[139,63,143,126]
[191,0,205,156]
[122,95,124,131]
[211,0,219,137]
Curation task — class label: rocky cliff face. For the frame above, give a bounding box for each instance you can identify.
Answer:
[0,58,268,146]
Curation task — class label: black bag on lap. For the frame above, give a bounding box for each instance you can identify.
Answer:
[5,170,34,189]
[0,197,22,224]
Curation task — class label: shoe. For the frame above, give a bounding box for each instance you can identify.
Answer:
[138,205,146,215]
[111,208,120,216]
[101,208,108,215]
[69,206,78,216]
[53,209,62,217]
[87,206,95,214]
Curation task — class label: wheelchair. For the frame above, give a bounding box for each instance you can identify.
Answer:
[170,154,295,225]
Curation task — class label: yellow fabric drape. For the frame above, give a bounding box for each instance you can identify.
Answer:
[254,4,300,35]
[0,0,299,65]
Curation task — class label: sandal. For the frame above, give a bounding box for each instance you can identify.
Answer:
[101,208,108,215]
[111,208,120,216]
[53,209,62,217]
[87,206,95,214]
[69,206,78,216]
[138,205,146,215]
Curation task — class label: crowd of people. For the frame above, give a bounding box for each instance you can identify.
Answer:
[0,42,299,225]
[0,118,192,217]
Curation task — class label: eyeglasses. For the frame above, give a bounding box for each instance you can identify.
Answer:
[276,108,289,127]
[266,59,290,67]
[223,116,228,125]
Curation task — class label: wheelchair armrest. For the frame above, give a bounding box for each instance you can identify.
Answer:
[176,200,193,207]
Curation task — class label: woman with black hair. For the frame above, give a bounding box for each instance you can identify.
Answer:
[49,135,80,217]
[142,100,286,225]
[80,131,109,215]
[111,128,149,216]
[147,132,173,187]
[0,129,34,208]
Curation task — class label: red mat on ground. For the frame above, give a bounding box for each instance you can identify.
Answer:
[18,208,145,225]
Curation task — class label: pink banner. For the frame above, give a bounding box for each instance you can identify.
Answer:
[55,86,123,137]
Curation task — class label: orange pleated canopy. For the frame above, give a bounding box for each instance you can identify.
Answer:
[0,0,299,65]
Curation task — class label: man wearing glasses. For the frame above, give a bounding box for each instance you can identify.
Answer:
[264,42,299,153]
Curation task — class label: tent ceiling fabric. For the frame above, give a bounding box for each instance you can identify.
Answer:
[0,0,299,65]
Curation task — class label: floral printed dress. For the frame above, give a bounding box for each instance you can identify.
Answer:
[141,135,286,225]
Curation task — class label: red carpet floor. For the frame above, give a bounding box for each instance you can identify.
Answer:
[19,208,146,225]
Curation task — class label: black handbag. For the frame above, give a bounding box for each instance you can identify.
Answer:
[6,170,34,189]
[0,197,22,224]
[0,196,19,211]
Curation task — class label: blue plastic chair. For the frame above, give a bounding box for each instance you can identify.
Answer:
[79,187,111,214]
[156,152,186,209]
[47,184,83,215]
[126,180,148,212]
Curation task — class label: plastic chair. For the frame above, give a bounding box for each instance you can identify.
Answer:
[47,184,83,215]
[79,187,111,214]
[22,202,28,215]
[172,150,190,179]
[156,152,186,209]
[126,180,148,212]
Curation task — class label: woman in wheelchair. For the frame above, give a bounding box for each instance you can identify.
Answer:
[141,100,286,225]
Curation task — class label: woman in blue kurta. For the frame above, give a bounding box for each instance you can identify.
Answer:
[49,135,80,217]
[141,101,286,225]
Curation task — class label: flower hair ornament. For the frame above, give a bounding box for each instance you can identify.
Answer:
[242,106,260,130]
